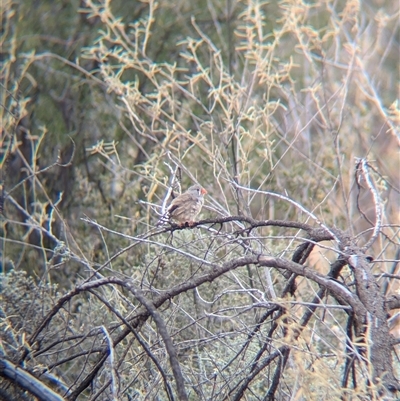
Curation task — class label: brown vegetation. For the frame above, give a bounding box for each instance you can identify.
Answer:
[1,0,399,400]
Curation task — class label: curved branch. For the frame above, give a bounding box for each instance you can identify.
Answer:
[88,290,174,401]
[356,158,383,251]
[229,347,286,401]
[257,256,367,331]
[230,183,341,242]
[0,358,65,401]
[123,283,188,401]
[165,215,322,234]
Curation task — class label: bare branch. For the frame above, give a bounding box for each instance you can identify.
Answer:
[0,358,65,401]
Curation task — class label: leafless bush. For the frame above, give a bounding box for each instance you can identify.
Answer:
[1,0,399,400]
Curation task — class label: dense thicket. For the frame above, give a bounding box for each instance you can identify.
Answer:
[1,0,399,400]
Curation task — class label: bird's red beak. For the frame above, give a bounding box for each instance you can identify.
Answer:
[201,188,207,195]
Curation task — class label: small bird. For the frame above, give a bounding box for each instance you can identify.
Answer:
[161,184,207,226]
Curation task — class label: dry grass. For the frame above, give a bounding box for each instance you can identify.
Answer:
[1,0,399,399]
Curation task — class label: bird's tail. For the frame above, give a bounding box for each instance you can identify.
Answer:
[156,213,170,227]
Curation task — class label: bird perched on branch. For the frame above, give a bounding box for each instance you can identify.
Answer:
[160,184,207,226]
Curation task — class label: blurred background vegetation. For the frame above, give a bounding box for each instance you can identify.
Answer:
[2,0,398,273]
[1,0,399,399]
